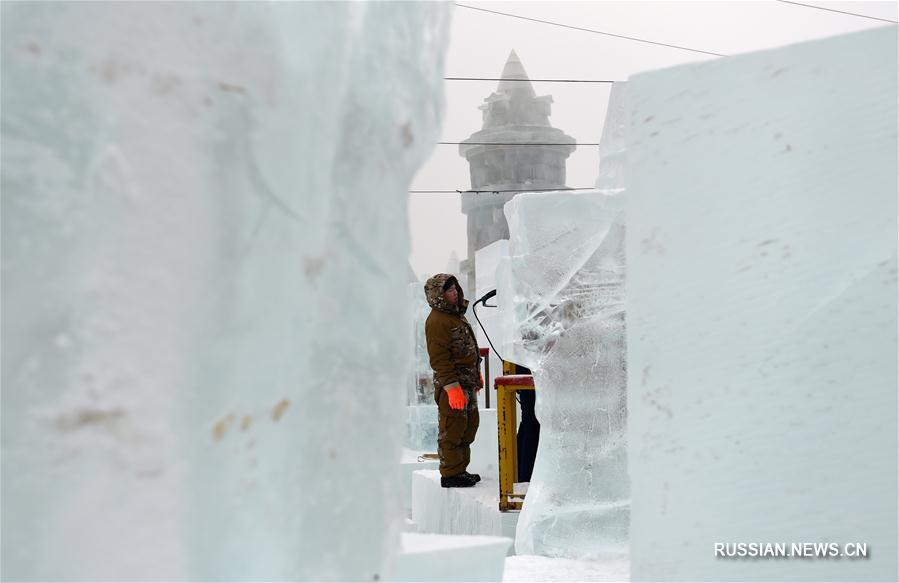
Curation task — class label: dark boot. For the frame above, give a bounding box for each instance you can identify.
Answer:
[462,471,481,483]
[441,473,476,488]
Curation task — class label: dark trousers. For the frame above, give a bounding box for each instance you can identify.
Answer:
[437,387,479,477]
[517,388,540,482]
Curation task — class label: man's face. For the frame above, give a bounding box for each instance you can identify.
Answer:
[443,285,459,305]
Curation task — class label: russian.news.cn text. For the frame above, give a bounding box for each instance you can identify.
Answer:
[715,543,869,559]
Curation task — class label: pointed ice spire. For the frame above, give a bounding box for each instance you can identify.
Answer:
[497,49,536,97]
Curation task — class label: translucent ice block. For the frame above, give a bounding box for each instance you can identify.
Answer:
[626,26,896,582]
[502,188,629,559]
[1,2,450,580]
[408,282,437,406]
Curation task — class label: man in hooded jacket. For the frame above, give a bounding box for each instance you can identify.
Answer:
[424,274,483,488]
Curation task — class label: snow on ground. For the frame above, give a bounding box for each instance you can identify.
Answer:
[503,554,629,582]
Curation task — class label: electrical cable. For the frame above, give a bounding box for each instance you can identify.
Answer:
[445,76,618,83]
[409,187,596,194]
[472,290,505,363]
[774,0,897,24]
[455,2,727,57]
[439,141,599,146]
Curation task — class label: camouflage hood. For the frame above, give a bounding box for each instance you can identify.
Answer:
[424,273,469,316]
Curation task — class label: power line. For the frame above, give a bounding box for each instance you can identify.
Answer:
[439,141,599,146]
[445,76,618,83]
[410,187,597,194]
[455,3,727,57]
[775,0,898,24]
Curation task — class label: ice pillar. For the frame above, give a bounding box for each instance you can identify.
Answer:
[1,2,450,580]
[504,191,628,559]
[501,93,630,556]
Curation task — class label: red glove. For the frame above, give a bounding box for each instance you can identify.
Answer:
[478,372,484,391]
[445,384,467,410]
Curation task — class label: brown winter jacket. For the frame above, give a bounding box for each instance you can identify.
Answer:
[424,274,482,391]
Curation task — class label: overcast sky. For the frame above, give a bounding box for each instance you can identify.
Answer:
[406,0,897,281]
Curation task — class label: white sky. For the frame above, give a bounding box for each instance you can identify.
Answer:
[406,0,897,280]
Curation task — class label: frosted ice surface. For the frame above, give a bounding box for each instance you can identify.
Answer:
[596,83,628,193]
[497,80,631,559]
[626,27,896,581]
[501,188,628,559]
[407,283,438,448]
[475,239,509,406]
[1,2,449,581]
[411,470,519,541]
[406,404,438,451]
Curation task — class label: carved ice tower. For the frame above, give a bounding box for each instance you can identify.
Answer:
[459,50,576,291]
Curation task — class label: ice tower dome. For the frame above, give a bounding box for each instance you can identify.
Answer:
[459,50,576,290]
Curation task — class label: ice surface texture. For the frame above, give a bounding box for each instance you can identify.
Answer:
[501,185,629,558]
[1,2,449,580]
[498,80,631,559]
[407,283,438,448]
[626,27,897,581]
[409,282,437,403]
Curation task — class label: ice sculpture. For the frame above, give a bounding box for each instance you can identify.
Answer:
[626,27,897,581]
[1,2,449,581]
[499,80,631,559]
[406,283,438,450]
[502,184,628,558]
[408,282,437,406]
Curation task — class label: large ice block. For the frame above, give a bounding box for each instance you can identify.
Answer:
[626,27,897,581]
[475,239,509,406]
[502,188,628,559]
[396,532,512,582]
[411,469,521,544]
[1,2,450,581]
[401,449,439,518]
[596,83,628,193]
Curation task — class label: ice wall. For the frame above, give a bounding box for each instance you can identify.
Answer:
[626,27,897,581]
[1,2,450,581]
[502,188,628,559]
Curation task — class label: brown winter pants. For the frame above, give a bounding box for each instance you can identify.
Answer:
[437,386,480,477]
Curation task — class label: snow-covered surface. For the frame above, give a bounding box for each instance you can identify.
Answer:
[1,2,450,581]
[626,26,897,581]
[412,469,521,546]
[503,554,629,582]
[501,188,629,559]
[396,532,512,582]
